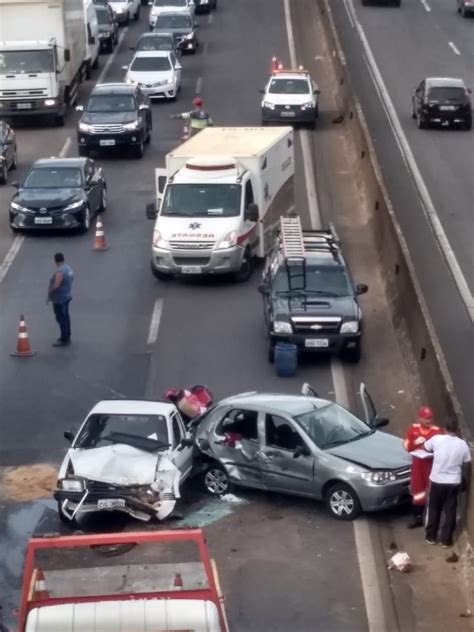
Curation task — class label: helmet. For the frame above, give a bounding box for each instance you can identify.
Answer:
[418,406,433,420]
[192,97,203,107]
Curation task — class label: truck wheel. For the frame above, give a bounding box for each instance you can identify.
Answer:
[151,261,172,281]
[324,483,361,521]
[57,502,77,527]
[202,463,231,496]
[232,250,253,282]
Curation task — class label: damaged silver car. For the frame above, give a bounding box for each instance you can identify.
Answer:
[54,400,194,524]
[194,384,411,520]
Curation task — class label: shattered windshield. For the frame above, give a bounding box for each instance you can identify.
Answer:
[295,403,372,450]
[75,414,170,451]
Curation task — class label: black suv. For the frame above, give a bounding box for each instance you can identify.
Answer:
[412,77,472,130]
[258,221,368,363]
[76,83,152,158]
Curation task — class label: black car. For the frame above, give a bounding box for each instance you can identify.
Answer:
[194,0,217,13]
[258,219,368,363]
[76,83,152,158]
[9,158,107,233]
[0,121,17,185]
[132,31,180,55]
[96,5,119,53]
[154,11,199,53]
[457,0,474,17]
[412,77,472,130]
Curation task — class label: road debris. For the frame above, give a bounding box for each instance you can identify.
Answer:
[387,551,412,572]
[1,464,56,501]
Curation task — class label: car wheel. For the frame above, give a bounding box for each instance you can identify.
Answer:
[306,120,316,130]
[99,187,107,213]
[325,483,361,521]
[106,38,114,54]
[464,117,472,131]
[57,501,78,527]
[417,112,427,129]
[0,162,7,184]
[92,54,99,70]
[134,6,140,20]
[151,260,173,280]
[85,62,92,80]
[55,113,65,127]
[203,463,231,496]
[78,146,89,157]
[411,101,416,119]
[134,136,145,158]
[232,250,253,282]
[267,338,275,363]
[81,205,91,233]
[343,343,361,363]
[145,125,151,144]
[11,148,17,170]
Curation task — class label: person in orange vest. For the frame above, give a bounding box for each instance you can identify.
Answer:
[404,406,443,528]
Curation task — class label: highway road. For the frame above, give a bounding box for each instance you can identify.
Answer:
[331,0,474,428]
[0,0,458,630]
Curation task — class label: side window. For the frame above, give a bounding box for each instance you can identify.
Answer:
[265,414,305,451]
[87,23,93,45]
[216,409,258,441]
[171,414,183,447]
[244,180,254,209]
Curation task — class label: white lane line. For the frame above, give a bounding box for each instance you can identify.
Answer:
[59,137,71,158]
[147,298,163,345]
[208,12,213,24]
[449,41,461,55]
[420,0,431,12]
[97,27,128,85]
[346,0,473,321]
[343,0,356,28]
[195,76,202,95]
[0,236,25,285]
[331,361,389,632]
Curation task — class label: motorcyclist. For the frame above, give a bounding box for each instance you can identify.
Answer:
[170,97,213,138]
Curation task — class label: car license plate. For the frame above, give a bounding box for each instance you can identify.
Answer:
[97,498,125,509]
[182,266,201,274]
[281,111,295,117]
[440,106,456,111]
[305,338,329,348]
[34,217,53,224]
[17,103,32,109]
[100,139,116,146]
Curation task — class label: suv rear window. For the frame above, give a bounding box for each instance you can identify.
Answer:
[427,87,466,102]
[87,94,136,112]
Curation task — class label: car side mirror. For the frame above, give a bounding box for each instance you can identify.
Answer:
[257,283,269,295]
[76,105,84,112]
[11,181,19,188]
[64,430,74,444]
[198,437,210,451]
[244,202,259,222]
[139,104,149,111]
[355,283,368,295]
[146,202,157,220]
[176,63,182,70]
[293,445,310,459]
[372,416,389,429]
[64,48,71,62]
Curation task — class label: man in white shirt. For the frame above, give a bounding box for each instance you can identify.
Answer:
[424,420,471,547]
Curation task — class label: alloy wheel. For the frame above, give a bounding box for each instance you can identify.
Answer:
[329,489,355,517]
[204,467,229,495]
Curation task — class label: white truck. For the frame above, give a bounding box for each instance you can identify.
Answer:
[0,0,87,126]
[83,0,100,79]
[146,126,295,281]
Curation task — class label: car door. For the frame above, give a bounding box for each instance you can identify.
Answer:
[261,413,316,496]
[170,52,181,86]
[169,411,193,479]
[84,160,101,211]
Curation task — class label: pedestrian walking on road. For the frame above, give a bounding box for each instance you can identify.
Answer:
[47,252,74,347]
[404,406,443,528]
[424,420,471,547]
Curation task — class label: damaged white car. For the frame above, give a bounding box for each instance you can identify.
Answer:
[54,400,194,525]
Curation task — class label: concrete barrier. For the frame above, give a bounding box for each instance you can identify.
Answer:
[315,0,474,607]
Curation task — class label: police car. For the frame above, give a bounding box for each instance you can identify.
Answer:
[260,67,320,129]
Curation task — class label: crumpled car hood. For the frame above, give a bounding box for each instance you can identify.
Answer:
[70,444,162,486]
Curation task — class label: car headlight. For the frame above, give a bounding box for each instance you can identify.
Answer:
[184,33,194,40]
[153,230,169,249]
[116,7,124,13]
[10,201,27,212]
[78,122,93,132]
[123,120,140,130]
[154,79,169,87]
[44,98,56,106]
[300,101,315,110]
[361,471,396,485]
[340,320,359,334]
[60,478,84,492]
[263,101,275,110]
[216,230,238,250]
[273,321,292,334]
[64,200,84,211]
[126,78,138,85]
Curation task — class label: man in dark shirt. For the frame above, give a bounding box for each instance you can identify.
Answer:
[47,252,74,347]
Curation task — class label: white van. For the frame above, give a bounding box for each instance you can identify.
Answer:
[84,0,100,78]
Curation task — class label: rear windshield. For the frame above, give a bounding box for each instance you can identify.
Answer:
[130,56,171,71]
[157,14,192,28]
[137,36,173,51]
[427,87,466,101]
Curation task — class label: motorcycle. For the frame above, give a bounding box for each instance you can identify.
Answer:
[163,385,214,426]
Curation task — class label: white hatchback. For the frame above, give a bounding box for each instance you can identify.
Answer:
[149,0,194,29]
[124,50,182,99]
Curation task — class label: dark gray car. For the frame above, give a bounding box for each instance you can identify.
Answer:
[154,11,199,53]
[194,384,411,520]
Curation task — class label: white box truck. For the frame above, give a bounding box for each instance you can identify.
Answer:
[0,0,87,125]
[83,0,100,79]
[146,126,295,281]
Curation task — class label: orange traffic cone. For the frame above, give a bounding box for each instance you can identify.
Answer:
[33,568,49,600]
[93,215,109,251]
[271,56,278,73]
[173,572,183,589]
[11,314,36,357]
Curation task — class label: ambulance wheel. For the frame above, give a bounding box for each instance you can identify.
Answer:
[233,250,252,282]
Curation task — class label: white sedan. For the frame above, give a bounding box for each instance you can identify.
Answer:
[148,0,194,30]
[123,50,182,100]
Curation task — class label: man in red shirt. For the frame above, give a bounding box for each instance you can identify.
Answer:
[404,406,443,528]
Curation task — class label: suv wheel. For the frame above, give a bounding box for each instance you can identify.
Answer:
[464,116,472,131]
[325,483,361,521]
[202,463,231,496]
[99,187,107,213]
[343,343,361,363]
[417,112,427,129]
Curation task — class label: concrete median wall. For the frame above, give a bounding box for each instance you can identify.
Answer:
[315,0,474,606]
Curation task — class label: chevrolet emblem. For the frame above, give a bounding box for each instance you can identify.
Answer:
[310,324,322,330]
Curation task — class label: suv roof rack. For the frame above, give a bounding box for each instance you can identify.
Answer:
[301,223,340,260]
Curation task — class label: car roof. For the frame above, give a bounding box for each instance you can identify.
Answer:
[426,77,466,88]
[92,83,136,94]
[32,158,87,168]
[218,392,333,415]
[88,400,177,416]
[133,50,172,57]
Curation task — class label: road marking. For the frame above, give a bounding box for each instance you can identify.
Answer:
[345,0,474,321]
[97,27,128,85]
[420,0,431,12]
[448,41,461,55]
[208,12,213,24]
[203,41,209,56]
[147,298,163,345]
[195,76,202,95]
[343,0,356,27]
[0,237,25,284]
[59,137,71,158]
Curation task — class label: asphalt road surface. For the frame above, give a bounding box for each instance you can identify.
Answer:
[0,2,375,630]
[330,0,474,428]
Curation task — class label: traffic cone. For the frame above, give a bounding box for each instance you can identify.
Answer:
[271,56,278,72]
[34,568,49,600]
[173,572,183,589]
[11,315,36,357]
[93,215,109,251]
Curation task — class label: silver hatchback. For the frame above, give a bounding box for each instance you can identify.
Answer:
[194,384,411,520]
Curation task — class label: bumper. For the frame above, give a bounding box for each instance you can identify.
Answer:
[139,83,178,99]
[0,99,64,117]
[261,106,317,124]
[356,479,411,512]
[151,245,244,275]
[422,108,471,125]
[54,489,163,522]
[270,331,361,354]
[78,131,143,151]
[10,207,86,231]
